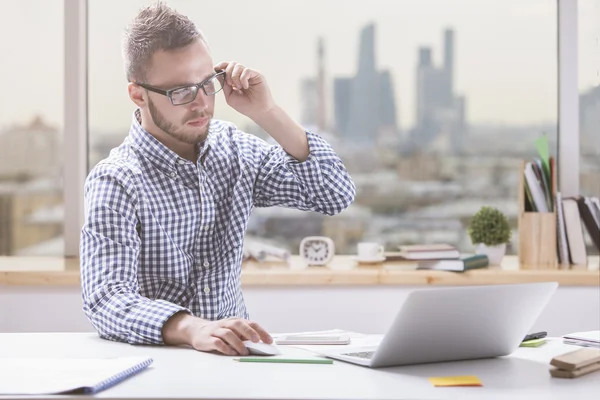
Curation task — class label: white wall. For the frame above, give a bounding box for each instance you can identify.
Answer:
[1,285,598,336]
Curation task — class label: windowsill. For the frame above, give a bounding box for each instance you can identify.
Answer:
[0,255,598,286]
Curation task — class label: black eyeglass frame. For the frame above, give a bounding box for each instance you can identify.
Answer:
[134,70,226,106]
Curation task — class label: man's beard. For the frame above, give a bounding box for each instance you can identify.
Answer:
[148,98,210,145]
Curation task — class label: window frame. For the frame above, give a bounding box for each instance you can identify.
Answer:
[62,0,582,257]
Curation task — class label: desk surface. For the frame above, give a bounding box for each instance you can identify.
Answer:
[0,333,598,400]
[1,255,599,286]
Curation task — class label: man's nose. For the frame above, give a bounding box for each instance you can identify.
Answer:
[189,89,208,110]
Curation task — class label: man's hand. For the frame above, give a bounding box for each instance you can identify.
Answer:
[214,61,276,121]
[162,312,273,356]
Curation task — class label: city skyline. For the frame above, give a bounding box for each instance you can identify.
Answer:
[1,0,599,134]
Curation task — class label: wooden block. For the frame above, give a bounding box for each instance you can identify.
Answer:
[550,362,600,378]
[550,348,600,371]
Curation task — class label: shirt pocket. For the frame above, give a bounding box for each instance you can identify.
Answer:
[148,276,197,307]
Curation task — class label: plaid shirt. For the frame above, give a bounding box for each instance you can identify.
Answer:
[80,110,355,345]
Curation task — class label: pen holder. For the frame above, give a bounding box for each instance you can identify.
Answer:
[518,161,557,269]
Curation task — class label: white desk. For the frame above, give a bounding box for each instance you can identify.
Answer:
[0,333,598,400]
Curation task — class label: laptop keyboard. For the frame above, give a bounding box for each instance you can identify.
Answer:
[342,351,375,359]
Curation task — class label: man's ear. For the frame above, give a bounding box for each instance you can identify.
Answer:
[128,82,146,108]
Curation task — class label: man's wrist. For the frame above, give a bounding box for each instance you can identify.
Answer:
[162,311,201,346]
[248,103,279,127]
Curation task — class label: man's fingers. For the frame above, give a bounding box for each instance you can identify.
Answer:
[214,61,229,71]
[249,321,273,344]
[225,62,237,87]
[239,68,255,90]
[227,320,260,342]
[209,337,236,356]
[214,328,248,356]
[231,64,245,90]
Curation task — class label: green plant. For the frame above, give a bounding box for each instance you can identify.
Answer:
[468,206,511,246]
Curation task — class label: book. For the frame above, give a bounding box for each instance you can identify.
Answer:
[524,162,549,212]
[562,198,588,266]
[576,196,600,252]
[417,254,489,272]
[0,356,152,395]
[591,197,600,228]
[555,192,570,267]
[397,244,460,260]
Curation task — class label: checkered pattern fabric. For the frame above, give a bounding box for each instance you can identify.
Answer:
[80,109,356,345]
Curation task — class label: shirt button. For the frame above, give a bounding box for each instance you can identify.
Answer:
[203,261,210,267]
[178,159,186,165]
[203,287,211,294]
[169,172,176,177]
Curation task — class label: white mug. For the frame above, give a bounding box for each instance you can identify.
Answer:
[357,242,384,260]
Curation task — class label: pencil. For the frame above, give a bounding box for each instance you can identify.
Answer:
[233,357,333,364]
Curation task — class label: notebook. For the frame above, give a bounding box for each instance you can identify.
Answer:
[0,356,152,395]
[397,244,460,260]
[416,254,489,272]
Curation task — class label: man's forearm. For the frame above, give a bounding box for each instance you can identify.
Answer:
[251,105,309,162]
[162,312,207,346]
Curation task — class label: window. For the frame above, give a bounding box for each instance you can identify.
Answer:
[0,1,64,256]
[89,0,557,255]
[578,0,599,253]
[579,0,600,198]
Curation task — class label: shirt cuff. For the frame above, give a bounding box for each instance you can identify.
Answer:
[127,299,191,345]
[284,130,338,164]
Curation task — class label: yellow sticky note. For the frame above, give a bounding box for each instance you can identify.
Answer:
[428,375,483,387]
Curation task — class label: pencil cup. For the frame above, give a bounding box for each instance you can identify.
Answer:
[518,161,557,269]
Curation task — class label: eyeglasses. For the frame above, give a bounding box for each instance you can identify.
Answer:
[134,70,226,106]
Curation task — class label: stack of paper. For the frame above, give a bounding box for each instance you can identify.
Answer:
[563,331,600,348]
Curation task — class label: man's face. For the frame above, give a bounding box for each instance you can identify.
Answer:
[142,39,215,145]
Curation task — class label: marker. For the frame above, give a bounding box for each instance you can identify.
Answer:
[523,331,547,342]
[233,357,333,364]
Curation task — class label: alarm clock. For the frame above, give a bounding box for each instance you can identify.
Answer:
[299,236,335,266]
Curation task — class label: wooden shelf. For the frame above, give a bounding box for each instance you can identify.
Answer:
[0,255,598,287]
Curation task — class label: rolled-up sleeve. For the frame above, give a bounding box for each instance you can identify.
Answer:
[250,131,356,215]
[80,164,189,345]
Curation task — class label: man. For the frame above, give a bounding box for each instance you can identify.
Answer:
[80,2,355,357]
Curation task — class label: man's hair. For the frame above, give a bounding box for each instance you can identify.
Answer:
[122,1,207,82]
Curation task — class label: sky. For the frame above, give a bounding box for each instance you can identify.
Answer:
[0,0,598,134]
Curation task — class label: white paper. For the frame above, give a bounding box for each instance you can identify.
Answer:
[0,356,151,395]
[271,329,367,339]
[563,331,600,343]
[288,334,384,354]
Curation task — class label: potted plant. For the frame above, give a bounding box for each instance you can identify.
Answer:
[468,206,511,265]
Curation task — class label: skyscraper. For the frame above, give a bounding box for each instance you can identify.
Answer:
[300,78,318,128]
[300,37,328,132]
[443,28,454,105]
[333,23,399,147]
[334,77,352,135]
[316,37,327,132]
[408,28,467,154]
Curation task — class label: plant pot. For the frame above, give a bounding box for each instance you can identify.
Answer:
[475,243,506,266]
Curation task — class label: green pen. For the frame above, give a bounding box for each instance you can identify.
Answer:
[233,357,333,364]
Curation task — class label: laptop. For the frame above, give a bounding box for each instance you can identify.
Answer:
[320,282,558,368]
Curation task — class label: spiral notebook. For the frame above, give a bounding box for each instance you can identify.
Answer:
[0,356,153,395]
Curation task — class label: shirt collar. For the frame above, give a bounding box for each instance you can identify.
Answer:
[129,109,215,168]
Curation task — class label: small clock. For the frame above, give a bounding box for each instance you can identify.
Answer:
[299,236,335,266]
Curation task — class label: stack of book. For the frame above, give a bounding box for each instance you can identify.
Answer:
[556,194,600,267]
[394,244,489,272]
